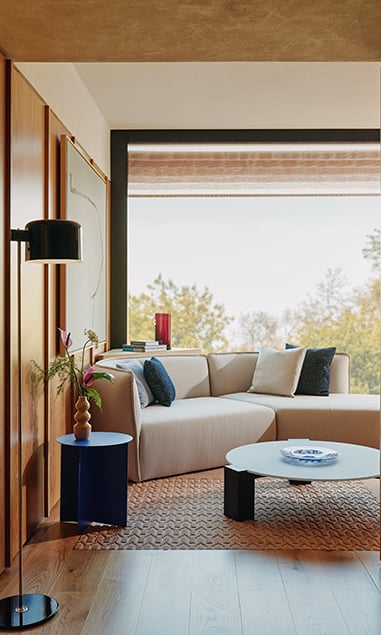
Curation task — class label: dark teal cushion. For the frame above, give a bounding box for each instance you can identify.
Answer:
[285,344,336,396]
[143,357,176,407]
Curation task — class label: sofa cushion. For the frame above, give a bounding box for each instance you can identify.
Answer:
[144,357,176,406]
[248,347,307,397]
[139,397,276,481]
[116,360,154,408]
[286,344,336,396]
[222,392,380,450]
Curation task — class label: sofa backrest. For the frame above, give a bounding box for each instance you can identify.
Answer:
[329,353,350,393]
[207,351,350,396]
[207,353,258,396]
[97,350,351,401]
[97,354,211,399]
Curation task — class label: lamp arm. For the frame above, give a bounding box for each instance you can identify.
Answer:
[10,229,29,243]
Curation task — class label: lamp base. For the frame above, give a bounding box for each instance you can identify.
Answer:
[0,594,59,630]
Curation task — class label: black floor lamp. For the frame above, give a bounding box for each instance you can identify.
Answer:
[0,219,82,630]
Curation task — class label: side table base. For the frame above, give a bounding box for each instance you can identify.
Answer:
[58,432,132,533]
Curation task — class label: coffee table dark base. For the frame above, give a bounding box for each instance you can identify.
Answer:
[224,465,256,521]
[225,441,380,522]
[224,464,311,521]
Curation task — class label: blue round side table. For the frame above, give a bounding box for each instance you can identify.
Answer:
[56,431,133,533]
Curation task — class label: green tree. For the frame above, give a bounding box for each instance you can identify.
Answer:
[128,274,233,352]
[362,228,381,274]
[292,268,352,328]
[288,229,381,394]
[290,279,380,393]
[237,310,281,350]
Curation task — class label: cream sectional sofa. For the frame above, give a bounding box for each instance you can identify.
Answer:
[91,352,380,482]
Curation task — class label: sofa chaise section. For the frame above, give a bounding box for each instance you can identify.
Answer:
[221,392,379,448]
[208,352,380,450]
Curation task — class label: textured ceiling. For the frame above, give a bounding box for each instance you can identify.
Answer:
[1,0,381,62]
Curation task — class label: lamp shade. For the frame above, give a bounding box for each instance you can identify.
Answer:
[25,219,82,263]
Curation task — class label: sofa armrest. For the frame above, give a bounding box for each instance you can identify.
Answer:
[91,367,142,482]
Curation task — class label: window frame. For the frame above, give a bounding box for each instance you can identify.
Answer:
[110,129,380,348]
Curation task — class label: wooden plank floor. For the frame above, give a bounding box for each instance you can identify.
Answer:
[0,475,380,634]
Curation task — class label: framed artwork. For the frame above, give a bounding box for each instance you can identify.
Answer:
[60,136,108,352]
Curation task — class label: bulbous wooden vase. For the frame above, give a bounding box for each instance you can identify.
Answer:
[73,396,92,440]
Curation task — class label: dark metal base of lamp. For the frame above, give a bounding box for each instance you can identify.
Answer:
[0,594,59,630]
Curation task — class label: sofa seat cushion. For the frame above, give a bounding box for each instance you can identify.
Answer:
[138,397,276,481]
[222,392,380,449]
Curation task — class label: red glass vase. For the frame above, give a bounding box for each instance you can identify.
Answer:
[155,313,171,349]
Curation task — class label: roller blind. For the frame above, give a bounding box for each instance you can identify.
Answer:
[128,143,380,196]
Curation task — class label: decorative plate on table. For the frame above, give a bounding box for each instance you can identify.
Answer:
[280,446,339,465]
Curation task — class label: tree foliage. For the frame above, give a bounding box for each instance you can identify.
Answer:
[128,230,380,393]
[294,268,352,324]
[128,274,233,352]
[229,230,381,394]
[287,229,381,394]
[362,228,381,274]
[289,278,380,393]
[236,310,281,351]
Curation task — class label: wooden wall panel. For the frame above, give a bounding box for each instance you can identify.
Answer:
[0,53,6,574]
[46,114,109,514]
[46,109,71,514]
[1,65,110,565]
[9,67,46,559]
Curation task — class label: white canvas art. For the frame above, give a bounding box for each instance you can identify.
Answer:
[61,137,107,352]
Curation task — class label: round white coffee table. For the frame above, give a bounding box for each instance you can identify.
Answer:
[224,439,380,521]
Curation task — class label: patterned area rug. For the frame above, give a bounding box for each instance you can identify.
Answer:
[74,477,379,551]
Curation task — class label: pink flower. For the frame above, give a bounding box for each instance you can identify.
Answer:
[58,328,72,350]
[83,366,95,387]
[43,327,114,409]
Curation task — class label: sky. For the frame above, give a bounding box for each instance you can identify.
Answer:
[128,195,380,320]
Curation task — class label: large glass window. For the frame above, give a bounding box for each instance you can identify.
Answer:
[127,141,380,393]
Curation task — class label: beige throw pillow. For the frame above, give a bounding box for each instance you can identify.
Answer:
[248,347,307,397]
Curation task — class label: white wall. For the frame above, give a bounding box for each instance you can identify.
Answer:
[15,62,381,172]
[74,62,381,130]
[16,62,110,176]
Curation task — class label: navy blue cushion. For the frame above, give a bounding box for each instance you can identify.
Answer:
[143,357,176,407]
[285,344,336,396]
